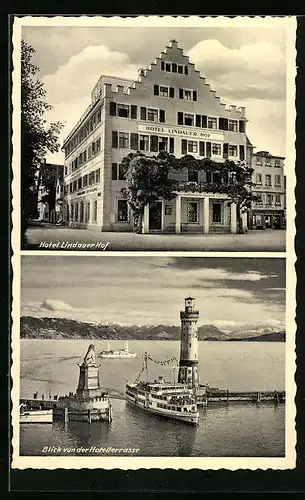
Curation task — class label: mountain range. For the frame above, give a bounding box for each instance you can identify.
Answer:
[20,316,286,342]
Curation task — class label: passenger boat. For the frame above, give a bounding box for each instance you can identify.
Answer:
[126,376,199,425]
[99,341,137,359]
[20,404,53,424]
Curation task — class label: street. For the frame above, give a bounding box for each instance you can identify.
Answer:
[24,223,286,252]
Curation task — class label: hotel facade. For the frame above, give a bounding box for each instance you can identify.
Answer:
[250,151,286,229]
[62,40,250,234]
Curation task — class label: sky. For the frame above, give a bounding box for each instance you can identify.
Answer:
[21,23,288,163]
[21,256,286,332]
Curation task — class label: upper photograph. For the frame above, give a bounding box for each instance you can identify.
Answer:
[17,18,293,251]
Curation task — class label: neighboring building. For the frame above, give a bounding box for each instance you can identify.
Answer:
[37,163,64,223]
[62,39,250,234]
[251,151,285,229]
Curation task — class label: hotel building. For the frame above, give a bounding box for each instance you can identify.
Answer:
[62,40,250,234]
[250,151,285,229]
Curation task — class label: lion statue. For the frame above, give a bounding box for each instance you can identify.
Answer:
[83,344,96,365]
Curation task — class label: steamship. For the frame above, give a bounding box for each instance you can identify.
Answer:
[99,341,137,359]
[126,376,199,425]
[125,297,200,425]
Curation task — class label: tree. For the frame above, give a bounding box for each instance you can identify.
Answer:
[121,151,259,234]
[39,163,59,214]
[121,151,177,233]
[21,40,64,245]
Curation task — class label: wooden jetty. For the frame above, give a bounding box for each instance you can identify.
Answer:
[196,386,285,406]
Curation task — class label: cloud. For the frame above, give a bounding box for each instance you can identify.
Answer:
[43,45,138,105]
[187,39,285,88]
[41,299,74,311]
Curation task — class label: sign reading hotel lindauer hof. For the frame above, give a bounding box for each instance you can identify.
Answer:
[10,14,296,483]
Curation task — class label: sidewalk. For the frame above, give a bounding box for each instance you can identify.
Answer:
[24,225,286,252]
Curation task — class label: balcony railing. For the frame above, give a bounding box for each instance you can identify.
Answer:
[174,181,230,193]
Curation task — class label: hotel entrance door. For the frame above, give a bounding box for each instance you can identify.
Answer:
[149,202,162,230]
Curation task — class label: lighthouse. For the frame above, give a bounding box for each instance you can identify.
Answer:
[178,297,199,388]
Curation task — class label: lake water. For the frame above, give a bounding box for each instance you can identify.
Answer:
[19,340,285,457]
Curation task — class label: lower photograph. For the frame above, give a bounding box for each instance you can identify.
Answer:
[13,255,294,469]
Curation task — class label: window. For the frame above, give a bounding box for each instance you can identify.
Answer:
[184,89,192,100]
[256,194,263,205]
[77,178,82,190]
[187,201,198,223]
[208,117,217,129]
[118,164,127,180]
[95,169,100,183]
[159,86,168,97]
[228,120,238,132]
[256,157,262,165]
[139,134,149,151]
[119,132,129,149]
[117,104,129,118]
[165,63,171,72]
[178,65,183,74]
[266,194,273,205]
[75,202,79,221]
[83,174,88,187]
[161,61,165,70]
[64,166,68,176]
[275,160,281,167]
[187,168,198,183]
[85,202,90,223]
[158,137,168,152]
[265,174,272,186]
[184,114,194,126]
[188,141,198,154]
[228,145,238,157]
[212,203,222,223]
[256,173,262,185]
[274,175,281,187]
[275,194,281,206]
[80,201,84,223]
[117,200,128,222]
[147,108,158,122]
[89,172,95,185]
[172,63,177,73]
[212,143,221,156]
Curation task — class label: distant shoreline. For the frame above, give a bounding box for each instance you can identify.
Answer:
[20,316,286,342]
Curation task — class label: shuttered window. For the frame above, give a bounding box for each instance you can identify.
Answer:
[140,107,147,120]
[181,139,187,155]
[159,109,165,123]
[223,143,229,159]
[177,112,183,125]
[150,135,158,152]
[112,131,118,148]
[130,133,138,150]
[239,145,245,161]
[199,141,205,156]
[193,91,197,101]
[130,105,137,119]
[239,120,245,133]
[112,163,118,180]
[169,137,174,154]
[169,87,175,98]
[195,115,201,127]
[206,142,211,158]
[202,115,207,128]
[179,89,184,99]
[154,85,159,96]
[219,118,228,131]
[110,102,117,116]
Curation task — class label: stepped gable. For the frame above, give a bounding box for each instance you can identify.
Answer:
[101,39,246,120]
